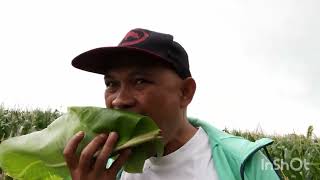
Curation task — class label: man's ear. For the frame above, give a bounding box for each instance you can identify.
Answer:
[180,77,196,108]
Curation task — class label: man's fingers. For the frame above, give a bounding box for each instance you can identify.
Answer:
[78,133,108,173]
[63,131,85,170]
[109,149,132,175]
[93,132,118,173]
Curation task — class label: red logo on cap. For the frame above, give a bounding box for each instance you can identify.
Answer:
[120,29,149,46]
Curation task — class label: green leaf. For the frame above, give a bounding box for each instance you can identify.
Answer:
[0,106,164,180]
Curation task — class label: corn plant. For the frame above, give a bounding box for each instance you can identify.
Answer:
[226,126,320,180]
[0,106,60,142]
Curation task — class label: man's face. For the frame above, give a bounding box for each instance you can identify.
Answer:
[104,62,184,142]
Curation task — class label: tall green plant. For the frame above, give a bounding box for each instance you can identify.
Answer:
[0,106,60,142]
[226,126,320,180]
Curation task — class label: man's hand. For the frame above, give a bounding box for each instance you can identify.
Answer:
[63,131,131,180]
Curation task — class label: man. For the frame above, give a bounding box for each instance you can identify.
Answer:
[64,28,281,180]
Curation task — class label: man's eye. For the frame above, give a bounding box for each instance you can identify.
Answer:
[136,79,149,85]
[105,81,116,88]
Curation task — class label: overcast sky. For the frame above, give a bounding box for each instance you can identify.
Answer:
[0,0,319,135]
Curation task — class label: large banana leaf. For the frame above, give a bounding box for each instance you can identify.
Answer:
[0,106,164,180]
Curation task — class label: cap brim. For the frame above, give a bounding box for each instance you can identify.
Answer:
[72,46,168,74]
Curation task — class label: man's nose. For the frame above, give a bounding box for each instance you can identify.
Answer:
[111,87,136,110]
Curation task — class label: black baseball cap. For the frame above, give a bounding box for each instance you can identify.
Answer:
[72,28,191,79]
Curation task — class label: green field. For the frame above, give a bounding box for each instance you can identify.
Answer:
[0,106,319,180]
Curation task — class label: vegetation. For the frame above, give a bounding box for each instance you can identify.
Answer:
[226,127,320,180]
[1,106,319,179]
[0,106,61,142]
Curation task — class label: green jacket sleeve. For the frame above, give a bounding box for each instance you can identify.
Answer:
[243,150,281,180]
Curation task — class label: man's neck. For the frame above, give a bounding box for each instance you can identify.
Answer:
[163,122,197,155]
